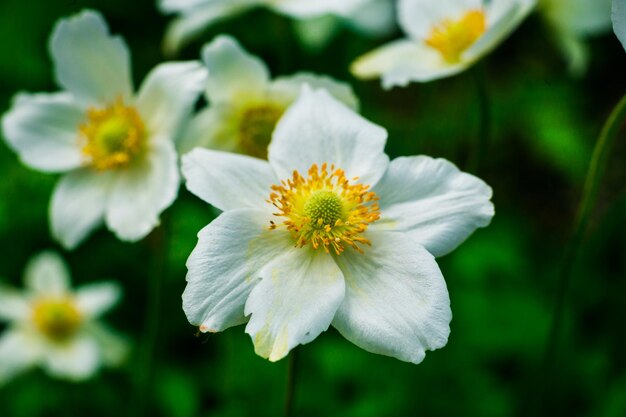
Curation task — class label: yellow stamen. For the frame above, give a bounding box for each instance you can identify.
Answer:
[238,104,284,159]
[80,98,146,171]
[425,9,487,63]
[268,163,380,255]
[32,297,82,343]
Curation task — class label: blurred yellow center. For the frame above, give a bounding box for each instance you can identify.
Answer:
[32,298,82,342]
[239,104,284,159]
[80,99,146,171]
[268,163,380,255]
[425,9,486,63]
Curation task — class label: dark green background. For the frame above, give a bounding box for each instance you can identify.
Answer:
[1,0,626,416]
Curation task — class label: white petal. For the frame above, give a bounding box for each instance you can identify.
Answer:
[105,140,179,241]
[75,282,121,318]
[398,0,483,40]
[346,0,397,36]
[292,15,342,50]
[49,10,132,104]
[268,87,389,186]
[184,208,292,332]
[201,34,270,103]
[176,105,241,154]
[549,27,589,77]
[0,330,42,385]
[274,0,366,17]
[0,286,30,321]
[43,335,100,380]
[614,0,626,51]
[160,0,211,13]
[373,156,494,257]
[351,39,469,87]
[24,251,71,296]
[543,0,611,36]
[86,323,128,366]
[50,170,114,250]
[269,73,359,110]
[2,92,85,173]
[244,247,345,362]
[332,230,451,364]
[136,61,208,137]
[182,148,277,211]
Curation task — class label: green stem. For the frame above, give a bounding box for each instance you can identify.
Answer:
[284,349,299,417]
[526,93,626,417]
[469,63,491,174]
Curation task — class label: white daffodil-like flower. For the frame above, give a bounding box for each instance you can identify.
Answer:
[159,0,392,54]
[1,10,207,250]
[614,0,626,51]
[181,87,494,363]
[540,0,612,76]
[0,252,127,384]
[178,35,358,159]
[352,0,536,87]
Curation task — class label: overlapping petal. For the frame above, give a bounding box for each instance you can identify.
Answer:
[270,73,359,110]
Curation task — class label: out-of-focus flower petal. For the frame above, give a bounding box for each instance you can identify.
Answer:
[24,251,72,296]
[76,282,121,319]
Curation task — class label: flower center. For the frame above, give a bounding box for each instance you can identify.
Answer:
[32,298,82,343]
[268,163,380,255]
[80,98,146,171]
[239,104,284,159]
[425,9,486,63]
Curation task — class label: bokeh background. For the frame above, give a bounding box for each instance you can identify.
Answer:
[1,0,626,416]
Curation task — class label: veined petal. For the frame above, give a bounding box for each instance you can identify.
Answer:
[332,230,451,364]
[182,148,277,212]
[24,251,71,296]
[351,39,468,87]
[75,282,121,319]
[50,10,132,104]
[2,92,85,173]
[0,330,42,385]
[184,208,292,332]
[398,0,483,40]
[50,170,114,250]
[176,105,240,154]
[201,35,270,103]
[136,61,208,138]
[269,73,359,110]
[614,0,626,51]
[244,247,345,362]
[0,286,30,321]
[373,156,494,257]
[268,87,389,187]
[105,139,179,242]
[43,335,100,380]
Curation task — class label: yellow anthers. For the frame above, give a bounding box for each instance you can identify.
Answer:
[80,98,145,171]
[239,104,284,159]
[268,163,380,255]
[32,298,82,343]
[425,9,487,63]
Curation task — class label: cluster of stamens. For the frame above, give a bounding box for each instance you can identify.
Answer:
[32,297,82,343]
[425,9,487,63]
[79,98,145,171]
[268,163,380,255]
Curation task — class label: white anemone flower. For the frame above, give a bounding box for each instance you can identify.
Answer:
[352,0,536,87]
[540,0,612,76]
[0,252,127,384]
[160,0,392,54]
[181,87,494,363]
[1,10,208,249]
[178,35,358,158]
[614,0,626,51]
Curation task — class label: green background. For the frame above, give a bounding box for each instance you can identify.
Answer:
[1,0,626,416]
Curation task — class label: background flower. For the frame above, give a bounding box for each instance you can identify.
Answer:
[614,0,626,51]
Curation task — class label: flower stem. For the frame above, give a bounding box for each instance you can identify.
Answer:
[284,349,299,417]
[469,62,491,174]
[525,93,626,417]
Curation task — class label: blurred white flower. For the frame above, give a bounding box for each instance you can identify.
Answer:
[614,0,626,51]
[159,0,394,54]
[178,35,358,158]
[1,10,208,249]
[181,87,494,363]
[540,0,612,76]
[352,0,536,87]
[0,252,127,384]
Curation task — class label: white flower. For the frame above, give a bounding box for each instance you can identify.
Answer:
[181,87,494,363]
[540,0,612,76]
[159,0,391,54]
[1,10,208,249]
[178,35,358,158]
[0,251,127,384]
[614,0,626,51]
[351,0,536,87]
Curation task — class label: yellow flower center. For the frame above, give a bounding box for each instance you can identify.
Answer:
[268,163,380,255]
[80,99,146,171]
[239,104,284,159]
[32,298,82,343]
[425,9,487,63]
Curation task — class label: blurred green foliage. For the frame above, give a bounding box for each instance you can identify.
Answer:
[1,0,626,416]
